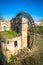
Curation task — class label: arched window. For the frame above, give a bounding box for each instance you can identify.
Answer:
[3,25,7,31]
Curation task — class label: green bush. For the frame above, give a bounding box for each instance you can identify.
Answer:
[8,55,16,65]
[36,26,43,34]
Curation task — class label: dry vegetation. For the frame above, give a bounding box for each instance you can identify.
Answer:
[8,34,43,65]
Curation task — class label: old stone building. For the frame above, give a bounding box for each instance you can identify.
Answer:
[11,17,28,48]
[0,20,11,31]
[0,12,35,63]
[0,17,29,62]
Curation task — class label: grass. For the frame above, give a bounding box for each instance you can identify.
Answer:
[0,34,43,65]
[20,34,43,65]
[8,34,43,65]
[0,30,19,38]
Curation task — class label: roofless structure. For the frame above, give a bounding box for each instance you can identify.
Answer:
[0,12,35,64]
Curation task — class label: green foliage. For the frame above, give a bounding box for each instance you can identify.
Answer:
[0,33,43,65]
[8,55,16,65]
[36,26,43,34]
[8,34,43,65]
[0,30,19,38]
[38,26,43,34]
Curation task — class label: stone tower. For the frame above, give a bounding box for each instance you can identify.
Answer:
[11,17,28,49]
[21,17,28,49]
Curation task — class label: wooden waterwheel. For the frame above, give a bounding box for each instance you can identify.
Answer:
[16,12,35,49]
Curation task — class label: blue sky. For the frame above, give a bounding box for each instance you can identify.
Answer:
[0,0,43,21]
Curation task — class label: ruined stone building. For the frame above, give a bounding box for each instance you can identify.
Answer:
[0,16,29,61]
[0,12,35,63]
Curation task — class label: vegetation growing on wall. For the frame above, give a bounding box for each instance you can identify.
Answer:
[7,34,43,65]
[0,30,20,38]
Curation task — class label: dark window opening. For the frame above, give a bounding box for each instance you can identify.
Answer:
[14,41,17,47]
[7,41,9,44]
[1,40,4,43]
[16,26,19,33]
[1,40,5,43]
[3,26,7,31]
[27,35,30,48]
[1,39,6,43]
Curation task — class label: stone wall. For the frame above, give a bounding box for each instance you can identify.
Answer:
[1,36,21,62]
[11,17,28,49]
[0,21,11,31]
[21,17,28,48]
